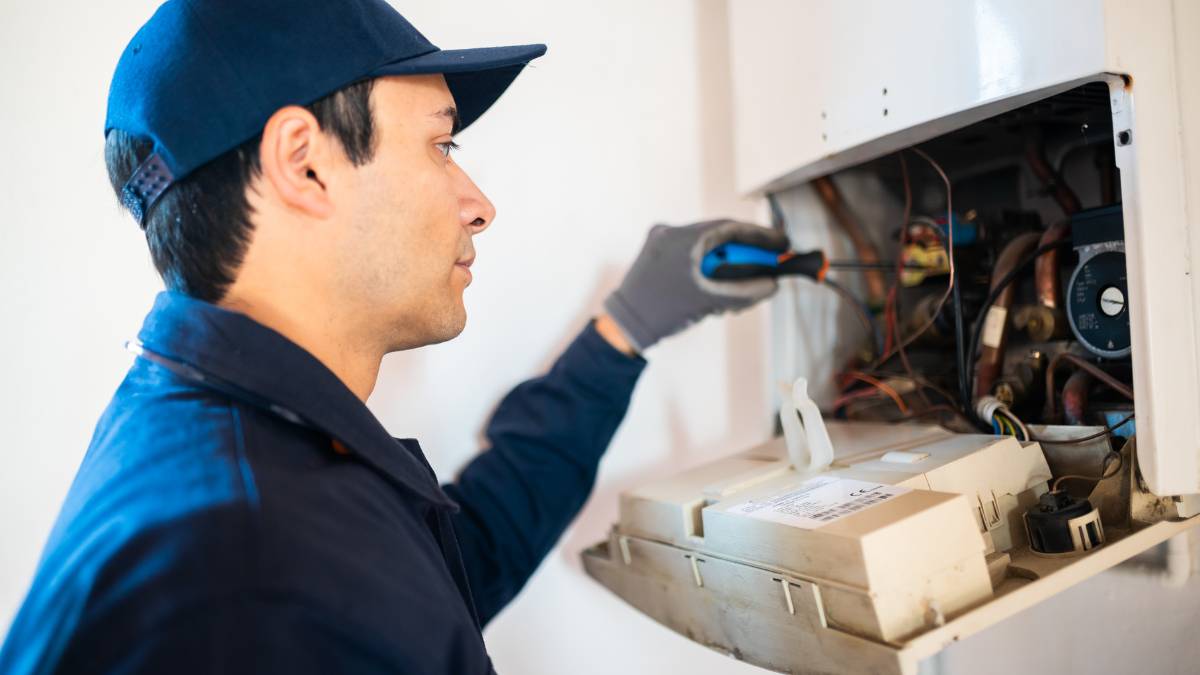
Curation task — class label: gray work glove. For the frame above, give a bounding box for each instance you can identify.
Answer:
[603,219,790,352]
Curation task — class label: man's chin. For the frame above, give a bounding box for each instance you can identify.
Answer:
[423,306,468,346]
[426,322,466,346]
[385,305,466,352]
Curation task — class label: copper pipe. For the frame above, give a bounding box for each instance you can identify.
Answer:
[1026,140,1082,215]
[813,176,887,309]
[1035,219,1070,310]
[1062,369,1092,425]
[975,232,1042,398]
[1045,352,1135,421]
[1023,219,1072,341]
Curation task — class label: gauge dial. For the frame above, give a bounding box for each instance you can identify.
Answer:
[1067,250,1131,358]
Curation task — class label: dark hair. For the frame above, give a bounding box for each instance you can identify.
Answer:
[105,79,378,302]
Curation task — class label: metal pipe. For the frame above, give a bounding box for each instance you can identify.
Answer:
[975,232,1041,399]
[812,176,887,309]
[1045,352,1135,420]
[1026,219,1072,341]
[1062,369,1092,425]
[1026,139,1082,215]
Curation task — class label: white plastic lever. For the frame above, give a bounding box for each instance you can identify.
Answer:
[780,377,834,474]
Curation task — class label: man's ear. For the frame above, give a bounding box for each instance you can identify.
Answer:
[258,106,335,218]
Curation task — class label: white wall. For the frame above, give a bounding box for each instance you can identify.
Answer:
[0,1,771,673]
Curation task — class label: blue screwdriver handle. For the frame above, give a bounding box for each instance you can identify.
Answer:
[701,243,828,281]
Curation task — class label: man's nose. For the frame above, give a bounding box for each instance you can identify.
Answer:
[453,162,496,234]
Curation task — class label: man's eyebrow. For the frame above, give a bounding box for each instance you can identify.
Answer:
[430,106,460,134]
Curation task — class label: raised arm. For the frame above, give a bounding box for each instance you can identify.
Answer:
[443,220,787,624]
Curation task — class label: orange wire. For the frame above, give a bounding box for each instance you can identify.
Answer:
[843,371,910,414]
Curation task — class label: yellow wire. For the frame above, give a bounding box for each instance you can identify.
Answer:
[996,415,1015,437]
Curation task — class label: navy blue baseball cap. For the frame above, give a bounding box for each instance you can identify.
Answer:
[106,0,546,224]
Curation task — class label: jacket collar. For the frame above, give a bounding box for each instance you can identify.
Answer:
[135,291,457,510]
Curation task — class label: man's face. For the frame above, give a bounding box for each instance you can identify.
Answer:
[334,74,495,351]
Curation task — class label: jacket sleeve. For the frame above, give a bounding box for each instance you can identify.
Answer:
[96,595,481,675]
[441,320,646,625]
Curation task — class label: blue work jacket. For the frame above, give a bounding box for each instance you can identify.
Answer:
[0,291,645,674]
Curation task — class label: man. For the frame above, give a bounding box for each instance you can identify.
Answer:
[0,1,788,672]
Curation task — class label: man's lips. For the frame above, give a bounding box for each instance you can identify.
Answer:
[455,257,474,285]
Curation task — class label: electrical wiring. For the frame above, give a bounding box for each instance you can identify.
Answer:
[998,414,1017,437]
[1030,413,1135,445]
[907,216,945,240]
[833,387,885,408]
[996,408,1015,437]
[868,148,960,381]
[1005,416,1021,438]
[1012,413,1031,441]
[767,191,884,359]
[823,278,884,358]
[994,415,1009,435]
[832,388,898,416]
[833,372,959,420]
[770,162,950,413]
[774,157,1125,436]
[851,369,977,429]
[1051,451,1123,492]
[909,147,969,410]
[882,371,956,409]
[1045,352,1135,420]
[994,412,1012,437]
[901,404,970,423]
[974,394,1029,440]
[843,371,910,414]
[997,409,1030,441]
[889,152,934,409]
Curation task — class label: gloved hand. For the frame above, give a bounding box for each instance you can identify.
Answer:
[603,219,790,352]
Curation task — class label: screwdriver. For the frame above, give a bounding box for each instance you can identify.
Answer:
[700,242,922,282]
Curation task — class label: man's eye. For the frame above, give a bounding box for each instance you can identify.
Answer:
[436,140,460,158]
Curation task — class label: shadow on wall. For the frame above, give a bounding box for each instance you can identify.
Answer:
[558,0,774,570]
[467,261,628,453]
[693,0,770,447]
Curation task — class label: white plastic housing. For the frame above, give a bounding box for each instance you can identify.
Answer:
[728,0,1200,496]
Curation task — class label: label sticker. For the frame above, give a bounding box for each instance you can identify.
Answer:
[730,476,909,529]
[981,306,1008,349]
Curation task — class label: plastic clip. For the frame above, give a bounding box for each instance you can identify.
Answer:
[780,377,834,473]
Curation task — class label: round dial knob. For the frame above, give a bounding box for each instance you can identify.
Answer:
[1067,250,1131,358]
[1099,286,1126,317]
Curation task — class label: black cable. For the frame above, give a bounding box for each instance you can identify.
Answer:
[824,277,884,358]
[907,148,968,416]
[952,250,969,412]
[767,191,883,359]
[1030,413,1135,446]
[964,238,1073,426]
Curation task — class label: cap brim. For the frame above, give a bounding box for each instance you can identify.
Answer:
[369,44,547,132]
